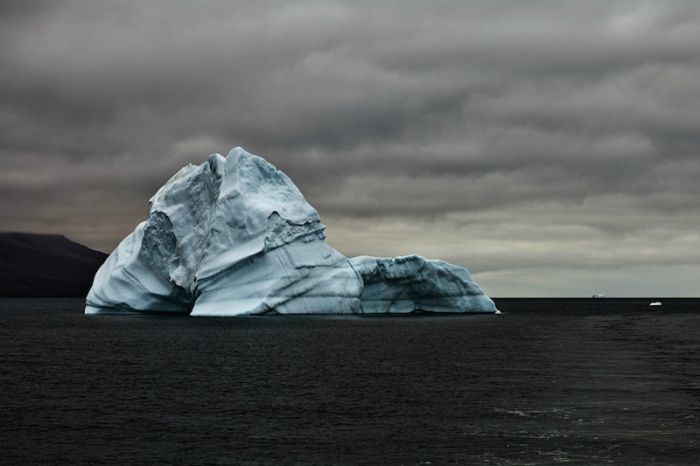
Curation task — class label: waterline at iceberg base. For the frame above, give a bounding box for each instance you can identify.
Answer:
[86,147,497,316]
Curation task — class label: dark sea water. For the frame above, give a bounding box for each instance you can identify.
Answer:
[2,298,699,465]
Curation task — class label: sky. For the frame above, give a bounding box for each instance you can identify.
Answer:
[2,0,700,296]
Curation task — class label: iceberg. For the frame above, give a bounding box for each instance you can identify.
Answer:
[86,147,497,316]
[350,255,497,314]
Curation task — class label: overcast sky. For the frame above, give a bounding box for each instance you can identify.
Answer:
[2,0,700,296]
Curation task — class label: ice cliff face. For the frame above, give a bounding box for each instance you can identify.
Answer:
[86,147,497,315]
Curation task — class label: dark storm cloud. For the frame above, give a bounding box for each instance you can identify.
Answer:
[2,0,700,294]
[0,0,55,18]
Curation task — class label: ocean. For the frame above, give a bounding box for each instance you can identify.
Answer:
[2,298,699,465]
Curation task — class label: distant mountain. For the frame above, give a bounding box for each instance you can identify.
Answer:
[0,233,107,297]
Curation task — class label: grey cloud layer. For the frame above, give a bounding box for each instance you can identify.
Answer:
[2,0,699,295]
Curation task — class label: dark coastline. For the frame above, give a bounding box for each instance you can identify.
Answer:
[0,233,106,298]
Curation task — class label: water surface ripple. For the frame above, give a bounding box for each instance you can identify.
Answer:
[2,298,699,465]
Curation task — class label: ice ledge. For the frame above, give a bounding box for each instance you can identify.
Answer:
[349,255,499,314]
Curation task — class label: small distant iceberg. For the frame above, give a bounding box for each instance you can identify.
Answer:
[649,301,662,307]
[591,293,606,298]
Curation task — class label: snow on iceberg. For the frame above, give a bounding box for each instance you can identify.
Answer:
[86,147,497,316]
